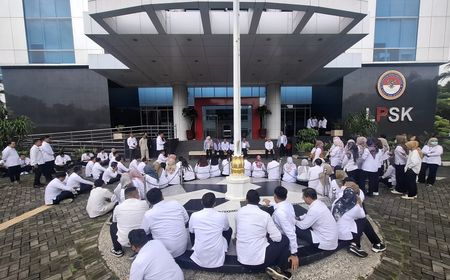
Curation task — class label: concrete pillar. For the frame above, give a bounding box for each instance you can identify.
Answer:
[266,83,281,139]
[172,84,189,141]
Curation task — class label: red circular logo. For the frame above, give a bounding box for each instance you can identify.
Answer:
[377,70,406,100]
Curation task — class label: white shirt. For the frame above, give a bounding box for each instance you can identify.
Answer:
[210,164,221,177]
[129,159,139,171]
[306,118,313,128]
[329,145,343,167]
[86,187,115,218]
[382,165,396,185]
[92,162,106,180]
[156,135,165,151]
[166,166,181,185]
[102,167,118,183]
[81,153,91,162]
[117,162,129,174]
[311,147,322,162]
[189,208,230,268]
[422,145,443,165]
[265,140,274,150]
[66,172,94,191]
[127,137,138,149]
[157,154,167,164]
[308,165,323,193]
[361,148,382,172]
[311,118,318,128]
[130,240,184,280]
[267,160,280,180]
[195,164,210,180]
[252,162,266,178]
[140,200,189,258]
[54,155,71,166]
[182,165,196,181]
[296,200,338,250]
[282,163,297,183]
[332,204,365,241]
[277,135,288,147]
[1,146,20,167]
[30,145,45,165]
[297,166,309,181]
[221,159,230,176]
[109,152,115,161]
[41,141,55,162]
[242,141,249,149]
[244,160,252,177]
[44,178,75,205]
[236,204,282,265]
[97,152,108,161]
[394,145,407,165]
[405,149,422,174]
[320,118,327,128]
[137,162,146,174]
[342,154,358,172]
[221,142,230,151]
[113,198,149,246]
[273,201,298,254]
[20,157,31,167]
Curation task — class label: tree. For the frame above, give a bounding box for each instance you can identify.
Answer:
[0,105,34,148]
[344,111,378,137]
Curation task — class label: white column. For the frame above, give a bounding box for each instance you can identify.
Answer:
[232,0,242,155]
[172,84,189,141]
[266,83,282,139]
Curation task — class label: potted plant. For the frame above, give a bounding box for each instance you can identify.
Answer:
[256,105,272,138]
[182,106,198,140]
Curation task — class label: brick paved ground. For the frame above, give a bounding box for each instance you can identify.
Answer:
[0,169,449,280]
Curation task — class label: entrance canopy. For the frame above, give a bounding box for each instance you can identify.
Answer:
[85,0,367,87]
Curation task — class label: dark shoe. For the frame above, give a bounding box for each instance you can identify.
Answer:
[128,252,138,260]
[372,243,386,253]
[266,266,292,280]
[349,244,368,258]
[110,248,124,257]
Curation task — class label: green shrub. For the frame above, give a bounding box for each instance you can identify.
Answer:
[297,129,318,144]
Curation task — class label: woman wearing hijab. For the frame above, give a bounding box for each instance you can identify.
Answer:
[342,140,359,181]
[165,158,181,185]
[204,136,213,159]
[195,156,210,180]
[221,156,231,176]
[143,164,160,190]
[391,135,408,195]
[310,140,324,162]
[418,138,443,187]
[329,137,344,169]
[282,157,297,183]
[112,173,132,204]
[180,158,195,182]
[318,164,333,198]
[402,141,423,200]
[129,169,146,198]
[251,155,266,178]
[330,170,347,202]
[360,138,382,196]
[209,155,221,177]
[296,159,310,186]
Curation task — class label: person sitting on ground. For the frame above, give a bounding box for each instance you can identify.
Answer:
[195,156,210,180]
[19,154,32,175]
[235,190,293,279]
[115,155,129,174]
[92,158,106,180]
[109,151,119,167]
[138,157,147,174]
[244,156,252,177]
[282,157,297,183]
[156,150,168,169]
[128,229,184,280]
[221,156,231,176]
[179,158,195,182]
[54,151,72,172]
[110,186,149,257]
[130,169,146,199]
[44,171,76,205]
[143,164,160,190]
[97,149,109,165]
[265,137,274,159]
[267,156,280,180]
[86,179,116,218]
[330,170,348,201]
[295,188,338,251]
[80,150,94,166]
[296,159,309,186]
[102,162,121,185]
[165,158,181,185]
[109,148,116,162]
[66,165,94,194]
[380,158,396,189]
[85,156,95,178]
[209,155,221,177]
[112,173,133,204]
[189,192,232,268]
[140,188,189,258]
[129,155,141,171]
[252,155,266,178]
[308,159,324,193]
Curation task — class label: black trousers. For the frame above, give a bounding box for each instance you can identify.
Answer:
[279,144,286,157]
[295,227,319,248]
[53,190,75,204]
[7,165,21,182]
[20,165,32,173]
[107,175,121,185]
[242,235,290,271]
[265,149,274,159]
[418,163,439,185]
[379,177,392,188]
[361,171,379,195]
[346,169,359,182]
[43,161,54,181]
[206,149,213,159]
[33,164,45,185]
[190,228,233,247]
[128,149,137,161]
[394,164,406,193]
[110,222,122,251]
[404,169,418,197]
[352,218,381,247]
[242,148,248,157]
[78,183,93,194]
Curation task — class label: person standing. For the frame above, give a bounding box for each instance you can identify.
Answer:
[41,135,55,178]
[30,139,48,188]
[139,133,150,160]
[319,117,327,136]
[277,132,288,157]
[306,116,313,129]
[127,133,138,161]
[156,132,166,153]
[204,136,213,159]
[418,138,443,187]
[311,116,318,130]
[360,138,382,196]
[220,139,230,158]
[402,141,423,200]
[391,135,408,195]
[241,138,250,157]
[2,140,21,184]
[265,138,274,159]
[329,137,344,168]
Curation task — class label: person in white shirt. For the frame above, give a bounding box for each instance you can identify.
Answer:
[264,138,274,159]
[391,134,408,195]
[2,140,21,183]
[402,141,422,200]
[318,117,327,136]
[311,116,318,129]
[310,140,324,162]
[115,155,129,174]
[96,149,109,165]
[221,157,231,176]
[54,151,72,172]
[220,139,231,158]
[137,157,147,174]
[156,151,168,167]
[156,132,166,152]
[252,155,266,178]
[44,172,75,205]
[244,157,252,177]
[308,159,324,193]
[86,179,116,218]
[128,229,184,280]
[306,117,313,129]
[342,140,359,180]
[165,159,181,185]
[295,188,338,251]
[41,136,55,176]
[109,148,116,161]
[110,186,149,257]
[92,158,106,180]
[282,157,297,183]
[139,133,150,160]
[66,165,94,194]
[241,138,250,157]
[179,158,195,181]
[102,162,121,185]
[296,159,309,186]
[236,190,294,279]
[127,133,138,161]
[209,155,221,177]
[129,155,140,171]
[380,159,396,189]
[329,137,344,168]
[277,132,288,157]
[189,192,232,268]
[85,157,95,178]
[195,157,210,180]
[81,151,93,166]
[141,188,189,258]
[267,156,280,180]
[360,138,382,196]
[418,137,443,187]
[30,138,49,187]
[19,154,32,174]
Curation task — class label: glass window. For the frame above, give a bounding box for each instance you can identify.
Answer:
[40,0,56,17]
[376,0,420,17]
[281,86,312,104]
[23,0,40,18]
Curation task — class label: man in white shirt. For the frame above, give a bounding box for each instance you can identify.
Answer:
[265,138,274,159]
[137,158,147,174]
[54,151,72,172]
[41,136,55,177]
[86,179,116,218]
[277,132,288,157]
[115,155,129,174]
[30,138,48,188]
[236,190,293,279]
[311,116,318,129]
[92,158,106,180]
[189,192,232,268]
[306,117,313,129]
[267,156,280,180]
[128,229,184,280]
[308,159,324,194]
[2,140,21,184]
[109,148,116,161]
[140,188,189,258]
[19,154,32,174]
[66,165,94,194]
[295,188,338,251]
[241,138,250,157]
[85,156,95,178]
[220,139,231,158]
[110,186,149,257]
[44,172,75,205]
[129,154,141,171]
[97,149,109,165]
[156,132,166,152]
[127,133,138,161]
[102,162,121,185]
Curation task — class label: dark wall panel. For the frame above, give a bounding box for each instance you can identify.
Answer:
[342,64,439,137]
[108,85,140,127]
[2,67,111,133]
[312,79,343,129]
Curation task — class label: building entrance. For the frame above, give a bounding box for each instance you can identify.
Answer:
[202,105,252,139]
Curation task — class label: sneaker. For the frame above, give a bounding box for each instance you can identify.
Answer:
[128,252,138,261]
[391,190,403,195]
[265,266,292,280]
[110,248,124,258]
[349,244,368,258]
[60,198,73,204]
[372,243,386,253]
[373,192,379,196]
[401,195,416,200]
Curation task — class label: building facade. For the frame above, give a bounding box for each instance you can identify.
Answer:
[0,0,449,138]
